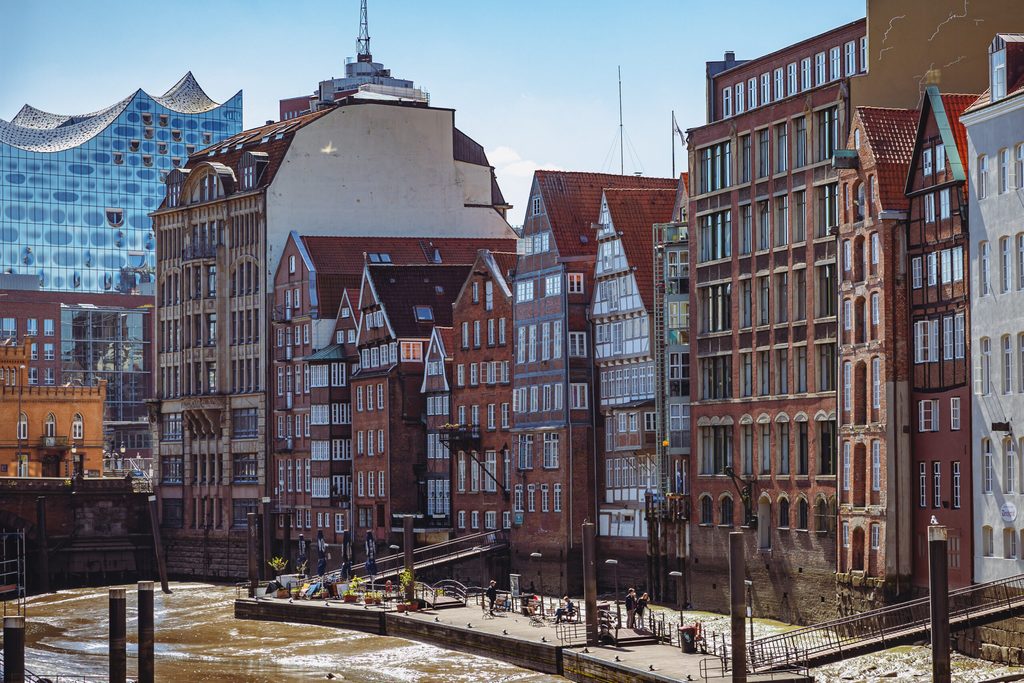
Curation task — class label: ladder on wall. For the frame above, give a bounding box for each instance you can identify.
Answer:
[0,530,27,616]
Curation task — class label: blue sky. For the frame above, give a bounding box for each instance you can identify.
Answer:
[0,0,863,221]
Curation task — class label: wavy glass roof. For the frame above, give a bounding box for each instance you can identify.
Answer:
[0,72,225,153]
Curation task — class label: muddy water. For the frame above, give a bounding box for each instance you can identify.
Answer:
[19,583,561,682]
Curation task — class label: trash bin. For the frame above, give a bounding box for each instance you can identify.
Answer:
[680,626,697,653]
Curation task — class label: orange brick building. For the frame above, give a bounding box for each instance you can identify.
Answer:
[0,339,106,477]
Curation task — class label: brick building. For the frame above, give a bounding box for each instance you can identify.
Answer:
[686,20,866,622]
[513,170,679,594]
[423,326,454,536]
[904,87,976,589]
[351,263,471,545]
[835,105,918,608]
[590,185,678,588]
[0,340,106,477]
[448,250,517,540]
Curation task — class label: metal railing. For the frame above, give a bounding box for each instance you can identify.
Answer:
[317,529,508,584]
[748,573,1024,671]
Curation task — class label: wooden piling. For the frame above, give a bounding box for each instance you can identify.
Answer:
[247,512,259,598]
[108,587,126,683]
[582,522,598,645]
[729,531,747,682]
[35,497,49,594]
[138,581,154,683]
[929,524,950,683]
[403,516,415,602]
[147,495,171,594]
[3,615,25,683]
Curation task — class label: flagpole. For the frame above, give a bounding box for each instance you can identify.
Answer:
[671,110,676,177]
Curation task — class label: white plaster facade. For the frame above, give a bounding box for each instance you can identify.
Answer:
[964,67,1024,583]
[266,101,514,284]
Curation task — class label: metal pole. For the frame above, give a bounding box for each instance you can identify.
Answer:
[729,532,747,682]
[35,497,49,594]
[929,525,950,683]
[260,497,272,581]
[247,512,259,598]
[403,515,415,603]
[109,587,127,683]
[138,581,154,683]
[147,495,171,594]
[582,522,598,645]
[3,615,25,683]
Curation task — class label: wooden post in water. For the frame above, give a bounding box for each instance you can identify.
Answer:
[35,497,50,594]
[247,512,259,598]
[283,512,293,572]
[109,587,127,683]
[147,495,171,594]
[582,521,598,645]
[3,615,25,683]
[729,531,747,682]
[403,515,415,603]
[929,524,950,683]
[138,581,154,683]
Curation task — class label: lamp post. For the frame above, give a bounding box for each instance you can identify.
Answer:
[119,442,126,471]
[669,570,683,636]
[386,544,399,596]
[605,559,620,624]
[530,551,543,612]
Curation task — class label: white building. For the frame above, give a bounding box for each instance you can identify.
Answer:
[964,34,1024,582]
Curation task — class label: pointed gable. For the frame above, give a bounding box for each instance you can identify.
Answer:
[602,188,678,312]
[906,86,978,194]
[534,171,679,258]
[854,106,918,210]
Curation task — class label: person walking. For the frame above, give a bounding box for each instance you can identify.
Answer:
[485,579,498,614]
[625,588,638,629]
[636,592,650,627]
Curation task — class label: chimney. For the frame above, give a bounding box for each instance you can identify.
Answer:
[724,51,736,65]
[266,120,274,125]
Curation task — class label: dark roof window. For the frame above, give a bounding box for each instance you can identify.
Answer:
[368,253,392,263]
[413,305,434,322]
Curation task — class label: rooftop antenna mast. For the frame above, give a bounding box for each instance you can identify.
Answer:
[357,0,372,63]
[618,65,624,176]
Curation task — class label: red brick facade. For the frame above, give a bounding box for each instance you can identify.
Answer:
[686,20,865,623]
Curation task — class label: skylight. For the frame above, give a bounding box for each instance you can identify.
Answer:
[413,305,434,322]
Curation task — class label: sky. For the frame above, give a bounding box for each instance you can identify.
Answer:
[0,0,864,224]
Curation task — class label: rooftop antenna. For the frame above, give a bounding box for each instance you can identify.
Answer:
[618,65,624,176]
[357,0,372,63]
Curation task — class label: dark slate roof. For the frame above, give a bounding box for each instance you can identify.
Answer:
[300,235,516,318]
[603,188,678,312]
[368,264,472,338]
[534,171,678,258]
[856,106,918,210]
[306,344,346,361]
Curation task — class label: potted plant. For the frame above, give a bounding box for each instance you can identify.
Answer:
[398,568,417,611]
[342,575,364,603]
[296,560,309,580]
[268,557,289,598]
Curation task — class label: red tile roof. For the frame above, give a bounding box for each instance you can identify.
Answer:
[301,236,516,316]
[602,188,678,312]
[855,107,918,210]
[435,326,454,357]
[490,251,519,285]
[534,171,678,258]
[367,264,472,338]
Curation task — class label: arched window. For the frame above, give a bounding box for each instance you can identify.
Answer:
[44,413,56,438]
[17,412,28,440]
[721,496,734,527]
[1006,439,1017,495]
[797,498,809,530]
[757,496,772,549]
[779,497,790,528]
[983,438,994,493]
[982,525,994,556]
[854,182,865,221]
[1005,527,1017,559]
[699,495,714,525]
[815,498,831,533]
[71,414,84,440]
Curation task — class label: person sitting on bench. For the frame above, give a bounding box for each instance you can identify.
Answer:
[554,595,576,624]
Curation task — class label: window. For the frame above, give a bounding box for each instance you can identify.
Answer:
[918,399,939,432]
[983,439,993,493]
[775,123,788,173]
[845,41,856,76]
[567,273,584,294]
[815,52,826,85]
[793,116,807,168]
[761,72,771,105]
[698,141,732,193]
[748,77,757,109]
[830,47,841,80]
[818,107,839,162]
[774,68,784,100]
[981,337,992,395]
[919,462,927,508]
[978,155,988,199]
[992,39,1007,100]
[722,87,732,117]
[1004,335,1014,394]
[871,524,880,550]
[787,62,797,95]
[735,83,745,114]
[950,397,960,431]
[758,130,770,179]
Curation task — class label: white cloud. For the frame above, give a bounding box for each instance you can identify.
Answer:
[487,146,564,220]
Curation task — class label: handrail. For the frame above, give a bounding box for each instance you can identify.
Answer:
[748,573,1024,671]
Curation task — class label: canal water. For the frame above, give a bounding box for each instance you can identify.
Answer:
[20,582,561,682]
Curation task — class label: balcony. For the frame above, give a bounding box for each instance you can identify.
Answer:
[390,512,451,532]
[38,436,70,449]
[437,424,481,452]
[181,242,218,261]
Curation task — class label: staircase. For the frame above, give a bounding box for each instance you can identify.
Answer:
[747,574,1024,671]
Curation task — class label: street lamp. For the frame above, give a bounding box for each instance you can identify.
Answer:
[669,570,683,632]
[605,559,620,625]
[529,552,543,612]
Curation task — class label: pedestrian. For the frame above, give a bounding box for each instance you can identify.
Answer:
[625,588,637,628]
[485,579,498,614]
[636,592,650,625]
[297,533,308,575]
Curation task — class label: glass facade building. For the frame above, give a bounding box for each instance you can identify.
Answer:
[0,73,242,292]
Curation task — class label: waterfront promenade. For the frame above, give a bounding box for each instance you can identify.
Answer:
[234,592,811,682]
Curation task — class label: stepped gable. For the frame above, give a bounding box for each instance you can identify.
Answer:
[602,187,678,311]
[534,171,678,258]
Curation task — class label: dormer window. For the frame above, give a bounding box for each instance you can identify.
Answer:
[242,164,255,189]
[414,305,434,322]
[991,36,1007,101]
